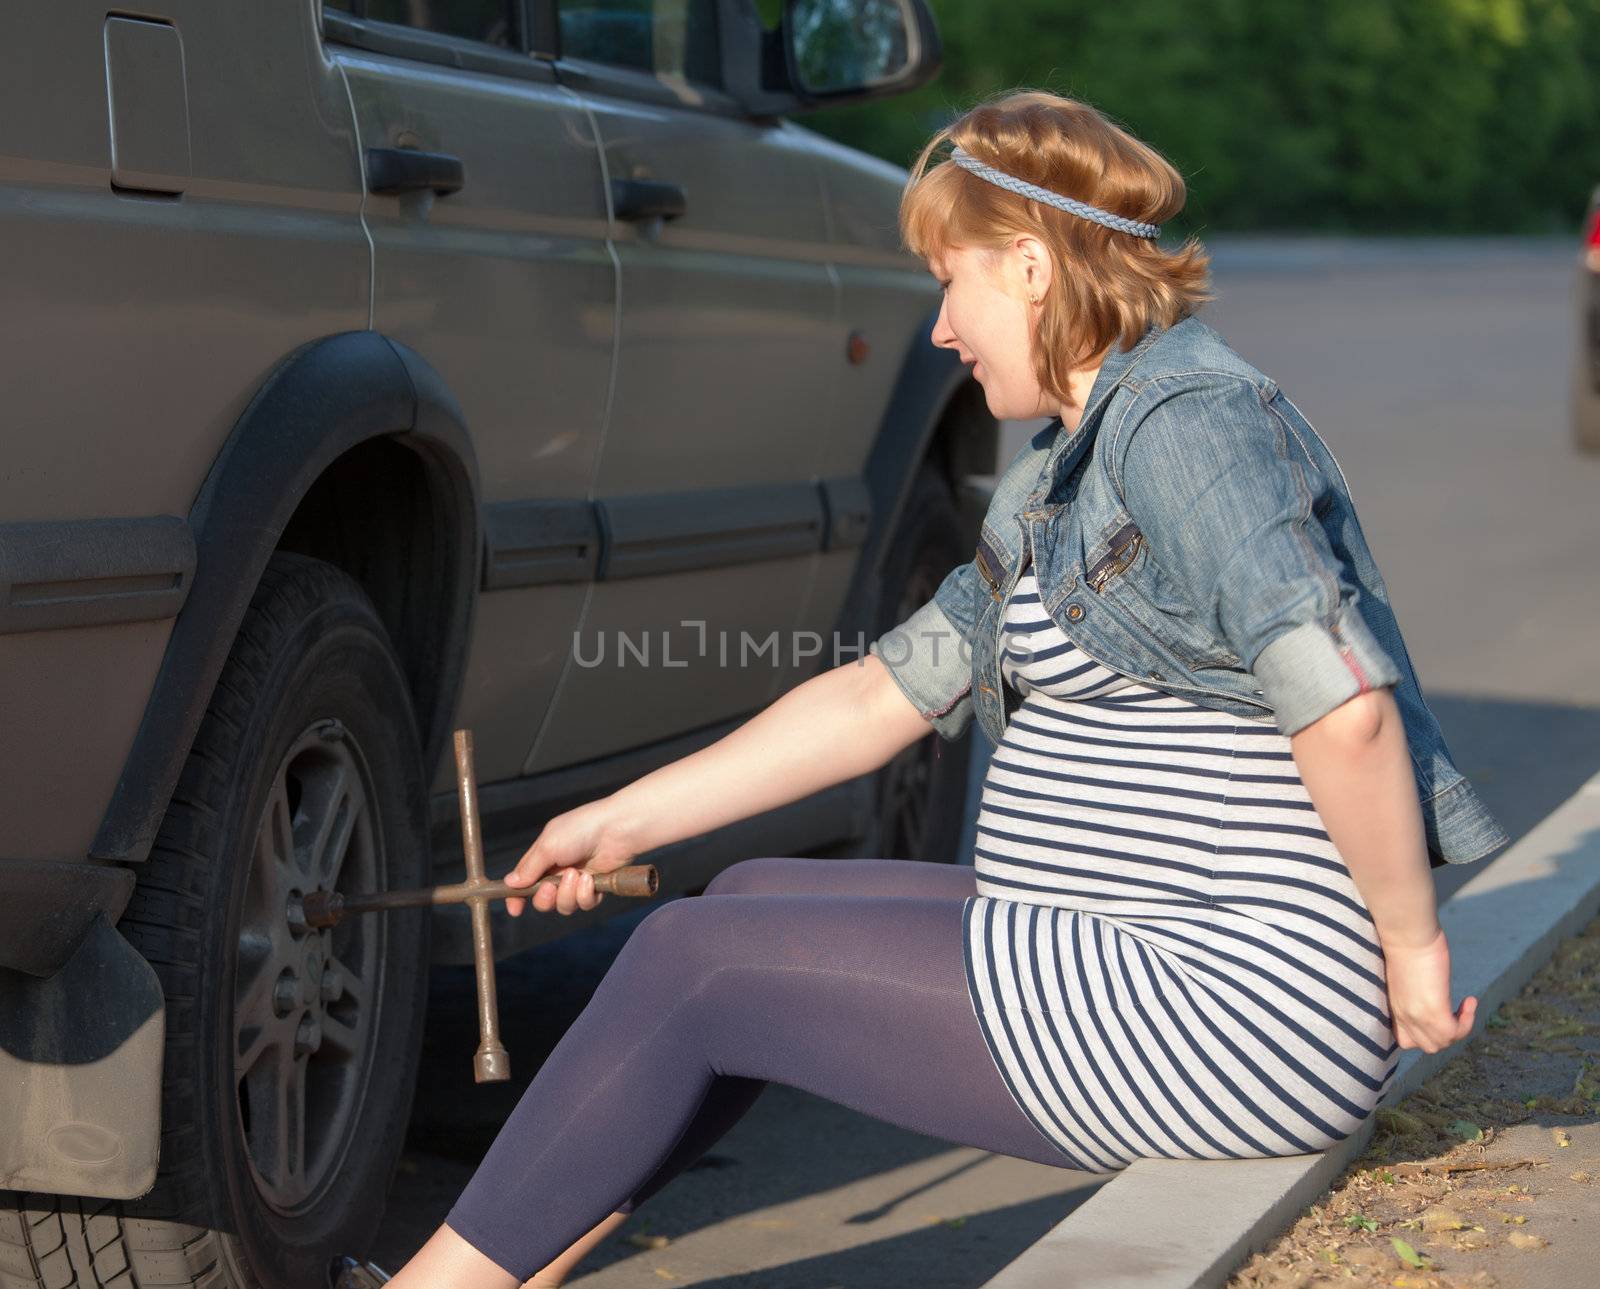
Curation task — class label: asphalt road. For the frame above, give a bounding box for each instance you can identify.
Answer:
[373,235,1599,1286]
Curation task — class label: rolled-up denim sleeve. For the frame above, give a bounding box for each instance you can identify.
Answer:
[1117,375,1402,736]
[867,557,980,741]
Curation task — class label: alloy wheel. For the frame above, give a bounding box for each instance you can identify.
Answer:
[232,721,385,1214]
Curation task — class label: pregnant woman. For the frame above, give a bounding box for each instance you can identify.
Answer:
[356,88,1503,1288]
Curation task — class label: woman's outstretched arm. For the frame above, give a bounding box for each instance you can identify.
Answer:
[1289,686,1477,1054]
[611,653,935,855]
[501,654,938,915]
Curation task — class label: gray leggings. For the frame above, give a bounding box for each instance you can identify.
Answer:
[443,857,1080,1281]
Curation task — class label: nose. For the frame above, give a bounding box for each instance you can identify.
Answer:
[931,296,959,352]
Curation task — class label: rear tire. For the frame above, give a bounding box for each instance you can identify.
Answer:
[1,552,432,1288]
[867,464,976,865]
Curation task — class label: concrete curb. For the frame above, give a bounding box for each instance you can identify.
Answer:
[980,770,1600,1289]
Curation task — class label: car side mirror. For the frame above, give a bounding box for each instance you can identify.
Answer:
[719,0,941,119]
[784,0,930,99]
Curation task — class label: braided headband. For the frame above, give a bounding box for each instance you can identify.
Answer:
[948,145,1162,240]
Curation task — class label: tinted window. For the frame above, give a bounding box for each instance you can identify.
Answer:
[357,0,517,48]
[557,0,721,87]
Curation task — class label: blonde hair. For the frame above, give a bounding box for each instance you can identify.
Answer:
[903,89,1213,406]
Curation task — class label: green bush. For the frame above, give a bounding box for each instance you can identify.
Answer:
[797,0,1600,235]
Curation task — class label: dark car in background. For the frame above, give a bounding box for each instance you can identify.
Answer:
[1572,183,1600,451]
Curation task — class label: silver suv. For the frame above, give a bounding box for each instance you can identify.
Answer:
[0,3,996,1285]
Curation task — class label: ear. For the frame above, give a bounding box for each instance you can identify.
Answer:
[1013,234,1054,303]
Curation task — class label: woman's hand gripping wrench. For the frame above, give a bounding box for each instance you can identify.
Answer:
[298,729,658,1082]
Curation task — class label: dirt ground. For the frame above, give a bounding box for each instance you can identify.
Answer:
[1225,911,1600,1289]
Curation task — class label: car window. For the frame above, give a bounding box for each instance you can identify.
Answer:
[336,0,518,49]
[557,0,721,88]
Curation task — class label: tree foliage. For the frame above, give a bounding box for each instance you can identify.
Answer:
[797,0,1600,234]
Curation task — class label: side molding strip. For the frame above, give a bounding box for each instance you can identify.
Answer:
[482,499,600,590]
[597,481,824,580]
[482,478,871,592]
[0,516,194,635]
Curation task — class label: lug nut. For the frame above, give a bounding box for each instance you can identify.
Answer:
[295,1016,322,1056]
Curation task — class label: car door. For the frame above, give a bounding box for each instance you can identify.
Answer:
[1,2,372,863]
[323,2,617,794]
[525,0,846,771]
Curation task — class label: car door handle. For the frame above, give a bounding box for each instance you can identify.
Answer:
[365,147,465,196]
[611,177,686,222]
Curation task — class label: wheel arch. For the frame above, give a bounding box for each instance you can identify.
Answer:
[832,305,996,646]
[91,330,481,865]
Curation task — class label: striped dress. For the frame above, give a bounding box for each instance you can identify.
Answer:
[960,561,1400,1174]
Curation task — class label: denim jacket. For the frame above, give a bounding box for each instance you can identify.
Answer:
[870,314,1509,868]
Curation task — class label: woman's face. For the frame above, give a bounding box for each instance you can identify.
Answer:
[929,242,1052,421]
[934,236,1107,428]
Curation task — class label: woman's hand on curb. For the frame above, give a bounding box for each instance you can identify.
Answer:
[502,800,637,918]
[1381,925,1477,1054]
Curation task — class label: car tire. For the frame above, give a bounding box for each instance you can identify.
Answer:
[866,463,977,865]
[1,552,432,1289]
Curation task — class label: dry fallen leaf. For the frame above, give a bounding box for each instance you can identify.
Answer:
[625,1233,671,1250]
[1507,1230,1549,1250]
[1485,1209,1525,1225]
[1419,1206,1468,1232]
